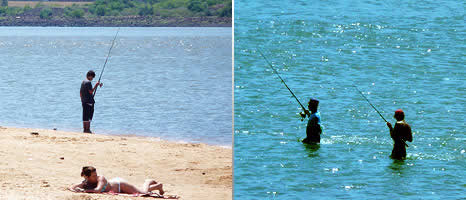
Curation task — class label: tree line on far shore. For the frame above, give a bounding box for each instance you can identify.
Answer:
[0,0,232,20]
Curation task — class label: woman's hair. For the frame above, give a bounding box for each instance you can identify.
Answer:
[81,166,96,177]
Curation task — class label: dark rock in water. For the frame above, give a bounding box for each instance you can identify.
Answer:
[60,157,64,160]
[30,132,39,136]
[53,128,57,131]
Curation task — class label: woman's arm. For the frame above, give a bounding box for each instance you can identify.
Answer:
[84,176,106,193]
[69,182,85,192]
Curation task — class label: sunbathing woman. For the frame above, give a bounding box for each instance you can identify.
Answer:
[69,166,165,195]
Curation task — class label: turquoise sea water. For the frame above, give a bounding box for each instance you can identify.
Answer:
[0,27,232,146]
[234,0,464,199]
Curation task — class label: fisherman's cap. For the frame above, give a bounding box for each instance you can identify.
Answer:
[309,98,319,105]
[395,109,404,115]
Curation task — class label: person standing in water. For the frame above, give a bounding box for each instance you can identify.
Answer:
[386,109,413,159]
[80,70,102,133]
[300,98,322,144]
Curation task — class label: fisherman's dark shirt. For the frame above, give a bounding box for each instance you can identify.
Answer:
[390,121,412,159]
[80,80,95,104]
[304,112,322,143]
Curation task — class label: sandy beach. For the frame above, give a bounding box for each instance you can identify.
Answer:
[0,126,232,200]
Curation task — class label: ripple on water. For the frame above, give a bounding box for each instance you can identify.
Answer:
[0,27,232,146]
[234,0,465,198]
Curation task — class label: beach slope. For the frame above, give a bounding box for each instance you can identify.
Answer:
[0,126,232,200]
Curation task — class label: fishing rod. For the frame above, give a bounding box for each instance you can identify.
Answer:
[353,85,387,122]
[93,27,120,97]
[353,85,408,147]
[257,49,309,118]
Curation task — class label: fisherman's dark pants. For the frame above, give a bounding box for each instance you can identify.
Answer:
[303,126,322,144]
[82,103,94,122]
[391,142,407,159]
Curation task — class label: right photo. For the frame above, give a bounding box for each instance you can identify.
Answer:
[234,0,464,199]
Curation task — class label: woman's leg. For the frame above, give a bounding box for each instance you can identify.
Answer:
[119,181,146,194]
[143,179,164,195]
[148,183,164,195]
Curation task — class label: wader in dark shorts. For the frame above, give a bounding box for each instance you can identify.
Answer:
[390,121,412,159]
[302,98,322,144]
[303,112,322,144]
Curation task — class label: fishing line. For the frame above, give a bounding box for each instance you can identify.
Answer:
[93,27,120,97]
[353,84,408,147]
[257,49,309,118]
[353,85,387,122]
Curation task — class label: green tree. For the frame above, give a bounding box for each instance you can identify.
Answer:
[0,7,6,16]
[95,5,106,16]
[138,4,153,16]
[208,0,224,6]
[39,8,52,19]
[110,1,124,11]
[23,4,32,12]
[70,9,85,18]
[187,0,207,13]
[218,0,231,17]
[5,7,23,16]
[157,0,184,9]
[1,0,7,7]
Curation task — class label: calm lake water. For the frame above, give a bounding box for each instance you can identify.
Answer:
[0,27,232,146]
[234,0,464,199]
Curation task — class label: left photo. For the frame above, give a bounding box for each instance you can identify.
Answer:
[0,1,232,199]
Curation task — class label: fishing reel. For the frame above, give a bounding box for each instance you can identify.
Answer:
[299,111,310,121]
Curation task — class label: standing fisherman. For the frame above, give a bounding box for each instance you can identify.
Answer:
[80,70,102,133]
[80,28,118,133]
[353,85,412,159]
[257,49,321,145]
[300,98,322,144]
[386,109,412,159]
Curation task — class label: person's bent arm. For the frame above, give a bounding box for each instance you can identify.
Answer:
[405,125,413,142]
[69,183,85,192]
[387,122,395,139]
[87,81,102,95]
[84,176,106,193]
[300,110,310,119]
[386,122,393,131]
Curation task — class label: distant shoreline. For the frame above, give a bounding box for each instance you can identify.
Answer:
[0,16,232,27]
